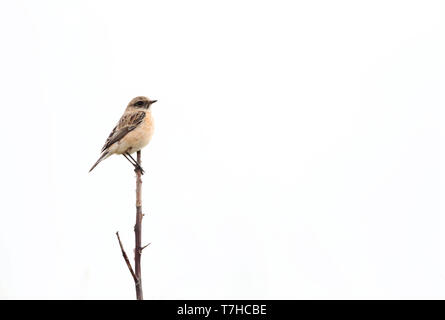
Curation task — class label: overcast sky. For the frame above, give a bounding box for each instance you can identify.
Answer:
[1,0,445,299]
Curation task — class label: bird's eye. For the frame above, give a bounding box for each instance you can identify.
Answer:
[135,101,145,106]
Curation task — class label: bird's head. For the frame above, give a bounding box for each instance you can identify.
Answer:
[127,96,157,110]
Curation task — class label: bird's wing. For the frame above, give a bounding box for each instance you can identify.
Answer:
[101,111,146,152]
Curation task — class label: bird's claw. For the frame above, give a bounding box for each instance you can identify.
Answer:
[134,165,145,175]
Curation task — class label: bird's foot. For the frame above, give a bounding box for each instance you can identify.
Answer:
[134,164,145,175]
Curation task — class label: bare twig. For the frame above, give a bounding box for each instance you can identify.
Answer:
[141,243,151,251]
[115,231,137,283]
[116,150,145,300]
[134,150,144,300]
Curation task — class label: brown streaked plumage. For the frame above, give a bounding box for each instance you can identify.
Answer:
[89,96,157,173]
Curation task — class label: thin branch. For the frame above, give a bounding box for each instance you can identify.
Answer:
[134,150,144,300]
[141,243,151,251]
[116,150,145,300]
[115,231,137,283]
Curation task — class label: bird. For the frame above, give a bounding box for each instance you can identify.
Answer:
[89,96,157,174]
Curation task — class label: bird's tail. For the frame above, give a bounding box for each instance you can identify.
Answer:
[89,152,110,173]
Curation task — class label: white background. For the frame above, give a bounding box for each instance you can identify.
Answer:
[0,0,444,299]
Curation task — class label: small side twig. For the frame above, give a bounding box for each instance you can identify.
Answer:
[116,231,137,283]
[141,243,151,251]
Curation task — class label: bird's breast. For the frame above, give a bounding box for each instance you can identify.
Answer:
[113,112,154,154]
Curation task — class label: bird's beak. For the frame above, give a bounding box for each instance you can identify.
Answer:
[151,100,158,104]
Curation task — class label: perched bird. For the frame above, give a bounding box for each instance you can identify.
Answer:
[89,96,157,174]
